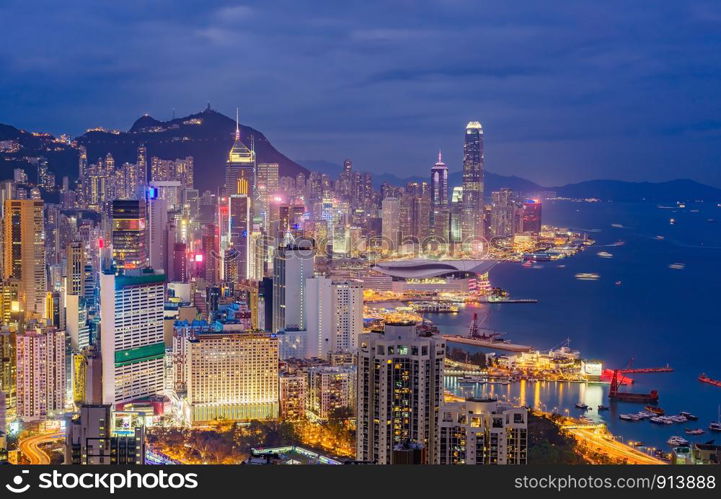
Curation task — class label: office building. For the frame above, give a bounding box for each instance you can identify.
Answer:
[225,112,256,197]
[272,244,314,333]
[3,199,46,317]
[111,199,147,270]
[461,121,484,242]
[381,197,401,251]
[66,241,86,296]
[100,270,165,406]
[356,321,445,464]
[521,199,542,234]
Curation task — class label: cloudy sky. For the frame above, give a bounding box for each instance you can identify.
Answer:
[1,0,721,186]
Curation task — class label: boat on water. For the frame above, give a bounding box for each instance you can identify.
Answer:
[655,235,665,240]
[680,411,698,421]
[667,436,689,446]
[611,223,624,228]
[597,251,613,258]
[669,218,676,225]
[615,280,622,286]
[698,373,721,388]
[645,406,665,415]
[668,263,685,270]
[575,402,589,410]
[685,428,705,436]
[620,414,638,422]
[575,272,600,281]
[597,405,609,411]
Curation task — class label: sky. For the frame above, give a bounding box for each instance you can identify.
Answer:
[1,0,721,187]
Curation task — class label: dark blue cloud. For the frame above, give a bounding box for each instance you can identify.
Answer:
[1,0,720,187]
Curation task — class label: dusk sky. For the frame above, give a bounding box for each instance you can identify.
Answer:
[2,0,721,187]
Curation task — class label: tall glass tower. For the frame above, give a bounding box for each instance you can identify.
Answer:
[461,121,484,242]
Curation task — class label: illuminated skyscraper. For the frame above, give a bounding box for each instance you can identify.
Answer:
[225,110,256,198]
[228,194,251,280]
[431,150,448,210]
[461,121,484,242]
[100,270,165,405]
[490,188,518,238]
[521,199,542,234]
[111,199,147,270]
[3,199,46,317]
[356,321,445,464]
[431,151,450,241]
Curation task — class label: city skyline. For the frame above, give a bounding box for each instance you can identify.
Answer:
[2,1,721,188]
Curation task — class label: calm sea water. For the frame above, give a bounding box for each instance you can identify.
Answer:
[432,199,721,451]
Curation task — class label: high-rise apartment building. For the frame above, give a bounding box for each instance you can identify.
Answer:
[16,325,65,421]
[100,270,166,405]
[356,322,445,464]
[305,276,363,359]
[439,399,528,464]
[3,199,46,317]
[66,404,145,464]
[308,365,355,420]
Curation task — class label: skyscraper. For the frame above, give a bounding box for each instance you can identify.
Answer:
[3,199,46,317]
[490,188,518,238]
[381,197,401,251]
[66,241,86,296]
[431,151,450,242]
[111,199,147,270]
[100,270,165,405]
[461,121,484,242]
[521,199,542,234]
[272,244,314,333]
[356,321,445,464]
[431,150,449,210]
[66,404,145,464]
[228,194,251,281]
[225,110,256,198]
[305,276,363,359]
[16,325,65,421]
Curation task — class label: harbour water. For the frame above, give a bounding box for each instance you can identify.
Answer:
[432,199,721,452]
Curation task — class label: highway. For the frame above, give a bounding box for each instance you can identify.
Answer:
[18,431,64,465]
[564,425,666,465]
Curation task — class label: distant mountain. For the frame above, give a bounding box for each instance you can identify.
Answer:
[1,108,308,192]
[76,108,308,192]
[550,179,721,202]
[301,159,721,202]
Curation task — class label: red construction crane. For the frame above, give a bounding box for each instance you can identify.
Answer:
[609,361,673,403]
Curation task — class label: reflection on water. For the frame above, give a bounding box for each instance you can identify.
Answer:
[446,377,605,422]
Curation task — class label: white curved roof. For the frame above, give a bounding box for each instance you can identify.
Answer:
[371,259,497,279]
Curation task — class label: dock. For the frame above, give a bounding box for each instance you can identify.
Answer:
[443,335,532,352]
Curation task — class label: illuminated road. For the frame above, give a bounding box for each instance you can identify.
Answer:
[564,425,666,465]
[19,431,64,465]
